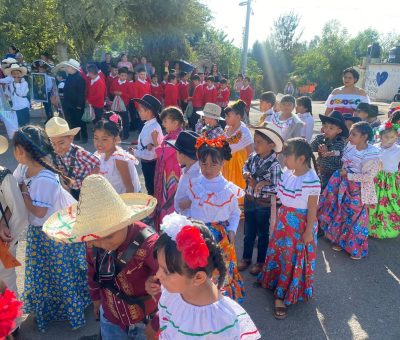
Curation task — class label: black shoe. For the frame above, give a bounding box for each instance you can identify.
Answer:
[78,335,101,340]
[317,228,325,238]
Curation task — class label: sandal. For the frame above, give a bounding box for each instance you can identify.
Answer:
[331,245,342,252]
[273,303,288,320]
[238,260,251,272]
[350,255,362,260]
[249,263,263,276]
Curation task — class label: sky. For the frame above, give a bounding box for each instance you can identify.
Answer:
[202,0,400,48]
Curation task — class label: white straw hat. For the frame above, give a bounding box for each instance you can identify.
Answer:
[4,64,27,77]
[45,116,81,137]
[0,135,8,154]
[43,175,157,243]
[198,103,224,121]
[276,93,284,102]
[249,123,284,153]
[55,58,81,71]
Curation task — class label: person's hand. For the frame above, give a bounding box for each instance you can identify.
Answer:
[20,182,28,193]
[243,172,251,181]
[151,130,159,141]
[0,224,12,243]
[146,144,154,151]
[145,275,161,299]
[248,177,256,189]
[92,300,101,321]
[179,199,192,211]
[340,169,347,177]
[302,229,313,244]
[228,231,235,244]
[318,144,328,155]
[145,323,158,340]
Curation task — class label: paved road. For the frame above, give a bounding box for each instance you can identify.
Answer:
[1,102,399,340]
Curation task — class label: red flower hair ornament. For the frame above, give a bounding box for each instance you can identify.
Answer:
[0,288,23,338]
[161,213,210,270]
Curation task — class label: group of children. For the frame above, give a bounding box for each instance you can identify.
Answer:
[1,76,400,338]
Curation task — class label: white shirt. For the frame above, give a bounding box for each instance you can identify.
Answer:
[278,168,321,209]
[90,75,100,85]
[13,165,76,226]
[298,112,314,142]
[44,74,55,93]
[96,147,141,194]
[224,122,253,154]
[158,289,260,339]
[174,161,201,215]
[133,118,163,161]
[0,77,30,110]
[0,169,28,247]
[342,143,380,174]
[188,174,244,233]
[376,143,400,173]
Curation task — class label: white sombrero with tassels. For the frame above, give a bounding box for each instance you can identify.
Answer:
[43,174,157,243]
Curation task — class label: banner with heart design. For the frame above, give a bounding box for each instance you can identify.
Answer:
[376,71,388,86]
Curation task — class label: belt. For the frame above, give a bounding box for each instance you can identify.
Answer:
[141,159,157,164]
[245,194,271,207]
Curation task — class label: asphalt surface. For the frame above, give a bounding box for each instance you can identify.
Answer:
[1,101,399,340]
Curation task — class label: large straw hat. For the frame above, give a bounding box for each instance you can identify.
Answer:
[4,64,27,77]
[249,123,284,153]
[43,175,157,243]
[45,116,81,137]
[0,135,8,154]
[198,103,224,121]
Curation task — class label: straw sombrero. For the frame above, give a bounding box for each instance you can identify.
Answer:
[0,135,8,154]
[4,64,27,77]
[43,175,157,243]
[198,103,225,121]
[249,123,284,153]
[54,58,81,72]
[45,116,81,137]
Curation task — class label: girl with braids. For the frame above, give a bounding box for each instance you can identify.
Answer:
[94,112,141,194]
[12,125,91,331]
[180,135,246,303]
[259,138,321,320]
[319,122,381,259]
[149,213,260,339]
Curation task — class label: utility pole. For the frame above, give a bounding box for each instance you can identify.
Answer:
[240,0,252,75]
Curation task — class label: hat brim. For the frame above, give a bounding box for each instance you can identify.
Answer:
[132,98,160,113]
[47,127,81,138]
[54,62,81,72]
[251,127,284,153]
[0,135,8,154]
[4,66,27,77]
[319,115,349,137]
[197,111,225,121]
[43,193,157,243]
[166,139,197,160]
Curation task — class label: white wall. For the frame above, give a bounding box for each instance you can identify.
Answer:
[363,63,400,101]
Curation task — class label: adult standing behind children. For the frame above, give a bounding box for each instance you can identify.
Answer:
[45,116,100,200]
[117,53,133,71]
[325,67,370,116]
[60,59,88,143]
[240,77,253,124]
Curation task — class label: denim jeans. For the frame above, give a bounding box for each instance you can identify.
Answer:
[100,307,146,340]
[15,107,30,126]
[243,197,271,264]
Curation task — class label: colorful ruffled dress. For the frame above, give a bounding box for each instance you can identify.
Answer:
[222,122,252,206]
[188,174,245,302]
[319,143,380,258]
[13,165,90,332]
[259,168,320,305]
[158,289,261,339]
[369,143,400,238]
[96,146,141,194]
[154,128,182,231]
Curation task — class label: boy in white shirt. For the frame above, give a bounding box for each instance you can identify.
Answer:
[296,96,314,142]
[131,94,163,195]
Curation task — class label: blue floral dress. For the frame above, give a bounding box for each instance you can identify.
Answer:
[14,165,91,332]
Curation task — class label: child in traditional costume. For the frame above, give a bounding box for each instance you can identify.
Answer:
[153,107,184,230]
[195,103,225,139]
[151,213,261,339]
[222,100,253,206]
[369,121,400,238]
[319,122,381,259]
[12,125,90,331]
[180,136,245,302]
[259,138,320,320]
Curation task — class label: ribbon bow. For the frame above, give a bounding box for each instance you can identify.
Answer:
[380,121,400,132]
[109,113,120,124]
[195,135,226,149]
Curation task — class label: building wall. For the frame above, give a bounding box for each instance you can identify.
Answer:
[363,63,400,101]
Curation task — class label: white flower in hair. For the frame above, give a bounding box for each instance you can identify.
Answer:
[160,212,192,241]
